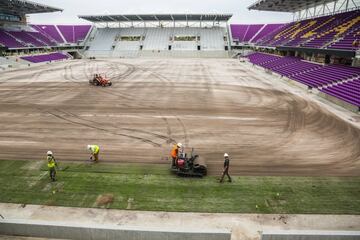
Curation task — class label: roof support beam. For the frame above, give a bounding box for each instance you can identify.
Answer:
[122,15,131,21]
[78,14,232,23]
[352,0,358,7]
[247,0,357,13]
[333,0,338,13]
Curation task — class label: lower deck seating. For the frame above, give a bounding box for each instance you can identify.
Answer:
[321,79,360,107]
[247,52,360,107]
[21,52,69,63]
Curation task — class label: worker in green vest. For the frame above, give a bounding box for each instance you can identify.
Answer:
[87,145,100,162]
[47,151,58,182]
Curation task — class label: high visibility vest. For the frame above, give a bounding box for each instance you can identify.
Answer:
[47,156,56,168]
[171,146,178,158]
[90,145,100,154]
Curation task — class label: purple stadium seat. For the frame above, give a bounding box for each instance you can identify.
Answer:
[57,25,91,43]
[230,25,249,42]
[252,24,285,44]
[254,9,360,51]
[321,79,360,107]
[7,31,45,47]
[0,29,26,48]
[247,52,360,107]
[21,52,69,63]
[31,25,64,43]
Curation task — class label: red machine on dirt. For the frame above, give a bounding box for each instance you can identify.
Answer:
[89,74,112,87]
[171,148,207,177]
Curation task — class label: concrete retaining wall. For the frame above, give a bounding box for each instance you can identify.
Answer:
[0,219,231,240]
[261,230,360,240]
[318,92,359,113]
[84,50,230,58]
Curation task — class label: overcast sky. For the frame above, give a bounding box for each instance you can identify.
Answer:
[28,0,292,25]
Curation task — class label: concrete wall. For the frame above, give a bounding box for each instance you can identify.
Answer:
[0,219,231,240]
[318,92,359,113]
[262,230,360,240]
[83,50,229,58]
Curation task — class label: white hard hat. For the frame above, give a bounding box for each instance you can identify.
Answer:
[224,153,229,157]
[47,151,53,155]
[177,143,183,148]
[87,145,91,150]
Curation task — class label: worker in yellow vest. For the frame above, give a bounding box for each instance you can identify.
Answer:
[87,145,100,162]
[46,151,57,182]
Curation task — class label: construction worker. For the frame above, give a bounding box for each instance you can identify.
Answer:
[171,143,182,167]
[46,151,57,182]
[94,74,100,85]
[87,144,100,162]
[220,153,232,183]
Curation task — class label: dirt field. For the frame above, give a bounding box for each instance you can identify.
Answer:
[0,58,359,176]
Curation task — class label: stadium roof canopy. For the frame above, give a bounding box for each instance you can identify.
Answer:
[0,0,62,15]
[248,0,336,12]
[78,14,233,23]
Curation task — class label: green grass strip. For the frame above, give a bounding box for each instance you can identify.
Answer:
[0,160,359,214]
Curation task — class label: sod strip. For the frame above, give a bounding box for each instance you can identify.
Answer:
[0,160,359,214]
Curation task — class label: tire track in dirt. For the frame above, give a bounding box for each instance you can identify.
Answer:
[108,62,136,82]
[1,59,359,176]
[46,110,162,148]
[56,109,175,145]
[80,60,139,108]
[176,116,189,147]
[161,116,175,144]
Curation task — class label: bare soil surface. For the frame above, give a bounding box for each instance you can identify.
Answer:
[0,58,359,176]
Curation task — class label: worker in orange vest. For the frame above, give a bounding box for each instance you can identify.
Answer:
[171,143,182,167]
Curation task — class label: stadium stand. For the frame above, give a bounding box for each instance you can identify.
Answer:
[231,8,359,52]
[251,24,285,43]
[0,29,25,48]
[231,24,264,43]
[20,52,69,63]
[0,25,92,49]
[254,10,360,50]
[231,25,249,42]
[7,30,45,47]
[291,64,360,87]
[143,27,173,51]
[201,27,227,50]
[80,14,231,58]
[85,26,228,56]
[31,25,65,43]
[244,0,360,111]
[247,52,360,107]
[328,29,360,51]
[57,25,92,43]
[86,27,228,57]
[321,79,360,106]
